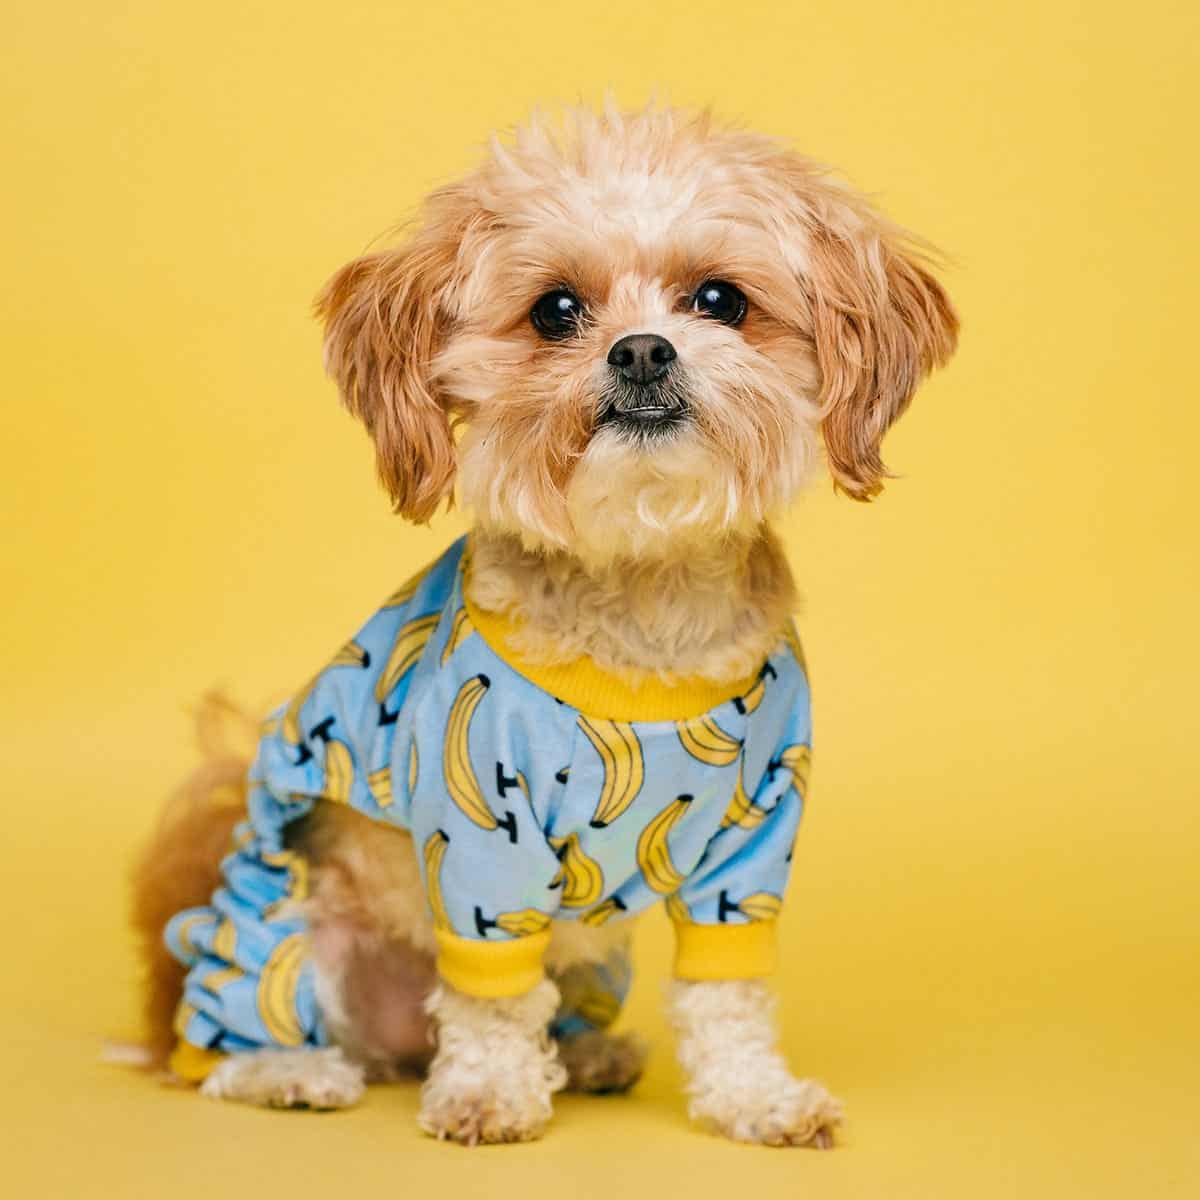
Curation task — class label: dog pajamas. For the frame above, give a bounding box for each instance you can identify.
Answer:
[165,536,812,1078]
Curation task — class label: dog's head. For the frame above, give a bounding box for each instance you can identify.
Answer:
[317,106,957,566]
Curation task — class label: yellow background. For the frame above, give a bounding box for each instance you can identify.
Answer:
[3,2,1197,1196]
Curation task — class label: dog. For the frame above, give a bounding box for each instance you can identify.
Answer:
[131,103,957,1147]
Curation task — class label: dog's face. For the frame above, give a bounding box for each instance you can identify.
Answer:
[318,107,957,566]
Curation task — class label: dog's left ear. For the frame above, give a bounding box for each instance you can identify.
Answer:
[315,189,474,522]
[806,199,959,499]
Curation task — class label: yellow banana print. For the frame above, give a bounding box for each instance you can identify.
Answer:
[664,892,691,924]
[261,848,309,902]
[495,762,529,801]
[382,562,433,608]
[676,714,742,766]
[319,737,354,804]
[281,673,320,756]
[473,903,551,938]
[637,794,693,894]
[572,985,621,1029]
[255,931,307,1046]
[171,912,214,958]
[367,766,392,808]
[261,848,309,920]
[556,959,627,1029]
[199,964,244,993]
[720,762,767,830]
[578,716,645,828]
[549,833,605,909]
[173,1000,198,1039]
[718,888,782,922]
[408,739,419,794]
[376,613,440,724]
[736,892,783,921]
[442,672,487,827]
[581,896,628,926]
[774,744,811,799]
[328,640,370,669]
[281,639,371,761]
[423,829,452,930]
[441,607,474,665]
[212,917,237,961]
[733,662,777,716]
[492,908,552,937]
[443,674,520,842]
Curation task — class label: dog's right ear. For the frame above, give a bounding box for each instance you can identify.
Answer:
[315,216,463,522]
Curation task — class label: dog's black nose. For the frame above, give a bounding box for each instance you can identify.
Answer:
[606,333,677,385]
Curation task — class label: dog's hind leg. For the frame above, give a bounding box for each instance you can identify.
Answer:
[555,1027,646,1094]
[182,810,436,1111]
[291,806,438,1080]
[130,694,257,1068]
[199,1046,365,1110]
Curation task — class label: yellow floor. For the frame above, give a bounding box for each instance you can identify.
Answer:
[10,1016,1195,1200]
[3,737,1195,1198]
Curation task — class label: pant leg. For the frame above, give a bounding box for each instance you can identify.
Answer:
[165,820,325,1060]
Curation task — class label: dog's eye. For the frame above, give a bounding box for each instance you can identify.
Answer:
[530,289,586,339]
[692,280,747,326]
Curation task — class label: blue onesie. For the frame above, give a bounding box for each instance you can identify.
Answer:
[165,536,812,1079]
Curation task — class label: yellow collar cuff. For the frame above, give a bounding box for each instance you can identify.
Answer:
[462,587,762,723]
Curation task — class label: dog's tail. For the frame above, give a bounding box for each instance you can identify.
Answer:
[129,692,256,1068]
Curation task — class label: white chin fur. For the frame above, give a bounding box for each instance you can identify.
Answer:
[459,416,818,568]
[562,431,759,567]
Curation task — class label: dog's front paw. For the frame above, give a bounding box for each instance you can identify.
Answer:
[690,1075,843,1148]
[418,1068,560,1145]
[419,978,567,1145]
[199,1047,366,1111]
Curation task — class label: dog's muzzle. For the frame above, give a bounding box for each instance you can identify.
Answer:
[601,333,688,435]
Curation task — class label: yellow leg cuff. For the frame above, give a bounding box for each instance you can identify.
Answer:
[168,1040,225,1083]
[434,927,551,997]
[672,919,778,980]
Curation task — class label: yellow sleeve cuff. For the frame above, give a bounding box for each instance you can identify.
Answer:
[434,927,551,997]
[672,919,778,980]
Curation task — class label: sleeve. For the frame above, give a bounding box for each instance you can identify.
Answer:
[668,733,810,982]
[240,649,393,849]
[408,670,566,998]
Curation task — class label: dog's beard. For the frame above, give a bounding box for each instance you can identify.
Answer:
[456,346,820,566]
[595,372,692,445]
[562,428,755,566]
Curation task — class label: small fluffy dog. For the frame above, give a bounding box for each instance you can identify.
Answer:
[132,104,957,1147]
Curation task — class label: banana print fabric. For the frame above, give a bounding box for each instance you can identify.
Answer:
[166,536,812,1062]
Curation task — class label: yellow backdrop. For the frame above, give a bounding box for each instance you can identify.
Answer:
[3,2,1196,1196]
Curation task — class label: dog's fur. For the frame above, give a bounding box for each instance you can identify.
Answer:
[132,103,956,1146]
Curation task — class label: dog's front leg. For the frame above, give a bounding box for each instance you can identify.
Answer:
[418,978,567,1145]
[668,979,843,1147]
